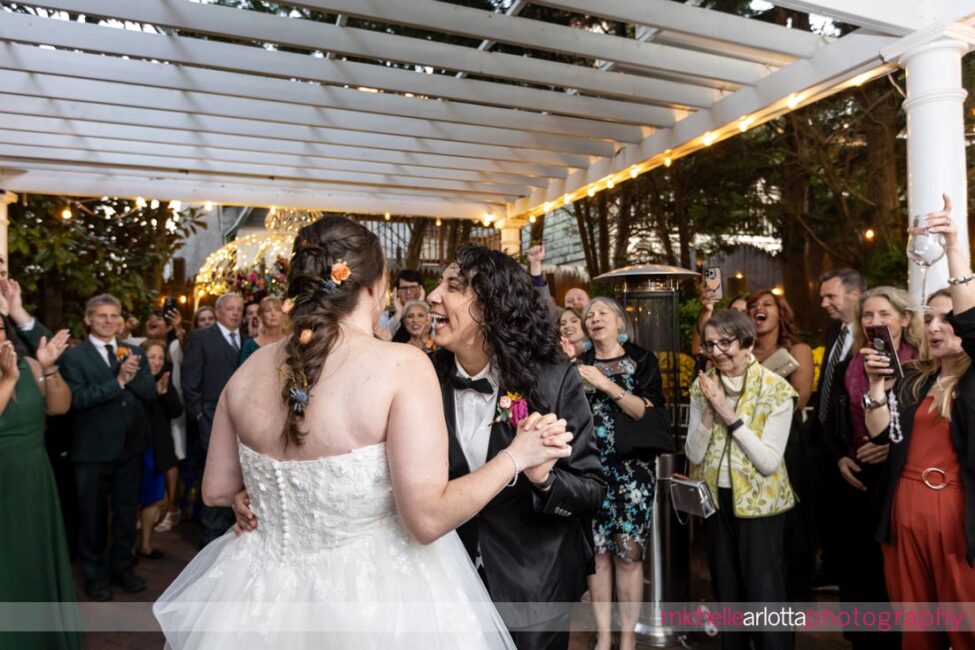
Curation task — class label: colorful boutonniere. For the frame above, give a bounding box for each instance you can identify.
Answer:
[115,346,130,362]
[495,391,528,428]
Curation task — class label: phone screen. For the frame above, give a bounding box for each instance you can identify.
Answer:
[865,325,904,380]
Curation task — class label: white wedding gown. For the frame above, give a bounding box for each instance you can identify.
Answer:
[154,441,515,649]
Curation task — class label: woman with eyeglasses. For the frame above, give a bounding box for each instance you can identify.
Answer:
[686,309,798,650]
[863,197,975,650]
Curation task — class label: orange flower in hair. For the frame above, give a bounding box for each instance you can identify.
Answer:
[298,329,313,345]
[330,259,352,285]
[281,299,294,314]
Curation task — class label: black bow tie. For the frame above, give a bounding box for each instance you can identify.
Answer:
[450,374,494,395]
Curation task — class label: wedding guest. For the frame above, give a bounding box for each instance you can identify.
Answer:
[119,311,145,347]
[400,300,436,353]
[243,301,261,339]
[564,287,590,311]
[576,297,668,650]
[559,307,588,361]
[137,339,183,558]
[686,309,797,650]
[745,289,815,598]
[181,293,245,546]
[525,243,562,324]
[0,323,78,649]
[834,286,919,650]
[378,269,425,342]
[59,294,156,601]
[864,196,975,650]
[812,268,865,588]
[691,291,748,359]
[0,276,54,355]
[240,296,287,363]
[158,305,213,532]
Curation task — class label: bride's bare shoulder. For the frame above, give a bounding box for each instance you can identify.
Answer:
[367,339,436,374]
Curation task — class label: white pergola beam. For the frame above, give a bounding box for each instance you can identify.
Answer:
[284,0,770,86]
[0,43,643,144]
[0,112,569,179]
[512,29,898,215]
[0,166,499,219]
[532,0,823,59]
[769,0,974,35]
[0,142,527,200]
[0,128,551,189]
[27,0,759,94]
[0,95,594,169]
[0,67,615,158]
[0,11,689,123]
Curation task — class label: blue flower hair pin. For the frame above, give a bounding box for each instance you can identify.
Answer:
[289,386,309,414]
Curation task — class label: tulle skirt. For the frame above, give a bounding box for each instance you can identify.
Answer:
[153,518,515,649]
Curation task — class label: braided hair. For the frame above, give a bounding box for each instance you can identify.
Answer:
[281,216,385,447]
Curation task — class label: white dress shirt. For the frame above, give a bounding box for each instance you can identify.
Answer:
[686,372,794,488]
[216,322,242,351]
[88,335,122,368]
[452,359,500,472]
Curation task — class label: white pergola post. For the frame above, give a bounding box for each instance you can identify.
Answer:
[887,27,975,300]
[499,225,522,256]
[0,191,16,273]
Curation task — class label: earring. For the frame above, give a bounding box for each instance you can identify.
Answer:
[617,333,629,344]
[581,340,593,352]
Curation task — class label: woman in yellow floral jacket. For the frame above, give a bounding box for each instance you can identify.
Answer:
[686,309,798,650]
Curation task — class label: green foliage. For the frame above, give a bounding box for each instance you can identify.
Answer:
[861,243,910,290]
[678,296,702,352]
[8,195,207,335]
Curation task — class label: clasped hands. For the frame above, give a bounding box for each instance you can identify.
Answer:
[232,411,573,534]
[695,371,739,428]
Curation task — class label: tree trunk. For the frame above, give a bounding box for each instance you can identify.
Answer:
[405,217,428,269]
[859,85,902,250]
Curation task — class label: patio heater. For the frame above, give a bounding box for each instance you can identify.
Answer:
[592,263,699,648]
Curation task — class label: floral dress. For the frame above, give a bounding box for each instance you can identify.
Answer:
[582,344,665,562]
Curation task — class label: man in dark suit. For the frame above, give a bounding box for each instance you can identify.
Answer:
[810,268,865,588]
[58,293,157,601]
[426,245,605,650]
[181,292,244,546]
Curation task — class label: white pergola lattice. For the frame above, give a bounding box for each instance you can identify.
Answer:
[0,0,973,290]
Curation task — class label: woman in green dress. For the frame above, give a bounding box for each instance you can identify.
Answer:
[239,296,286,363]
[0,319,80,650]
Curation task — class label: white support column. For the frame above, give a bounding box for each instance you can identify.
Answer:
[500,225,522,256]
[886,26,975,301]
[0,191,16,273]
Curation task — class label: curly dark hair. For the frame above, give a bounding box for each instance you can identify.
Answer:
[281,216,385,448]
[745,289,803,349]
[452,244,564,413]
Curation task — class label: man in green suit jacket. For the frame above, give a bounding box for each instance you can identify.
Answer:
[58,294,156,602]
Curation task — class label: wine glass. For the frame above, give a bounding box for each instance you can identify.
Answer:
[906,215,945,310]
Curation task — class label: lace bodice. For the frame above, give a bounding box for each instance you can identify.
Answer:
[237,441,400,562]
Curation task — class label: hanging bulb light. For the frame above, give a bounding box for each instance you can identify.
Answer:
[61,207,72,220]
[587,187,596,198]
[203,201,214,212]
[435,218,442,227]
[384,212,391,221]
[135,197,147,209]
[529,215,537,224]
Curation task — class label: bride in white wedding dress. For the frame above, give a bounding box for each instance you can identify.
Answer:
[154,217,572,649]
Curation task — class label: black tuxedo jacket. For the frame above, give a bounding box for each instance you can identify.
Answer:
[58,340,156,462]
[431,350,606,618]
[812,321,852,458]
[180,326,243,445]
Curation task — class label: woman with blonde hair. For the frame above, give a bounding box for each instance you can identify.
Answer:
[863,196,975,650]
[240,296,287,363]
[835,286,921,650]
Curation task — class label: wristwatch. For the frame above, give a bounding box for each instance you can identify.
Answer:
[862,393,888,411]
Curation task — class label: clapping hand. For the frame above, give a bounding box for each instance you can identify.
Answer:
[117,351,141,385]
[0,341,18,382]
[559,335,576,360]
[35,329,70,371]
[576,365,613,394]
[696,371,737,426]
[156,371,171,395]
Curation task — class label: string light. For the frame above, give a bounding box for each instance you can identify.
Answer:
[203,201,214,212]
[771,287,784,296]
[543,202,553,213]
[61,207,72,220]
[787,93,801,109]
[135,197,147,209]
[664,157,672,167]
[169,200,181,213]
[630,167,639,179]
[529,215,536,224]
[179,295,188,304]
[384,212,391,221]
[865,228,876,241]
[563,194,571,206]
[702,132,717,146]
[588,187,596,198]
[607,178,615,190]
[435,218,442,227]
[738,116,755,132]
